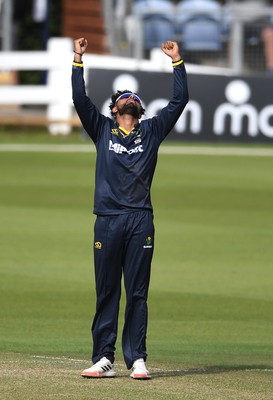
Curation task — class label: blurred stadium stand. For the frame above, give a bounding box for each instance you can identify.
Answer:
[131,0,176,54]
[1,0,273,131]
[1,0,273,74]
[111,0,273,75]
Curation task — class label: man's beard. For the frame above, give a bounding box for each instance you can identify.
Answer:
[117,103,140,118]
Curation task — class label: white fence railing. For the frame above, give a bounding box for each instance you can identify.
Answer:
[0,37,235,134]
[0,38,75,134]
[0,37,171,134]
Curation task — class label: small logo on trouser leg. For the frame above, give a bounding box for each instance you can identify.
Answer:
[143,236,153,249]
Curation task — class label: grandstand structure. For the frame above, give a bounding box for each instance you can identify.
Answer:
[1,0,273,134]
[106,0,273,76]
[0,0,273,75]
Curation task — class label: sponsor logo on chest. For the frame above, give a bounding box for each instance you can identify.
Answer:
[109,140,143,155]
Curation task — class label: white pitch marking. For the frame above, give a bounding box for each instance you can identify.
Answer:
[1,143,273,157]
[30,355,273,373]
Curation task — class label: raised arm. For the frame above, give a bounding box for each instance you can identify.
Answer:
[150,41,189,143]
[72,37,106,143]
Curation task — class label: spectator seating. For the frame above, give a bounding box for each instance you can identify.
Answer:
[176,0,226,52]
[132,0,176,51]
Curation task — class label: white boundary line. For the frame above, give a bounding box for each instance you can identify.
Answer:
[0,144,95,153]
[1,143,273,157]
[159,146,273,157]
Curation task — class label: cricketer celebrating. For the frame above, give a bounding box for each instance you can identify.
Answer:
[72,38,189,379]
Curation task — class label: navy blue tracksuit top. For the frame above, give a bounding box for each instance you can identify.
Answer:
[72,61,189,215]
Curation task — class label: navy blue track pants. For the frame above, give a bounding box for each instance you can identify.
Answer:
[91,210,155,369]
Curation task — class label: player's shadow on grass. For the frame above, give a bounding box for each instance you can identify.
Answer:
[151,365,273,379]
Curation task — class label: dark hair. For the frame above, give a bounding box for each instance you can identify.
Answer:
[109,89,146,118]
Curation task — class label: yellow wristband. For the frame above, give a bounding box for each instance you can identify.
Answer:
[72,61,83,67]
[172,59,184,67]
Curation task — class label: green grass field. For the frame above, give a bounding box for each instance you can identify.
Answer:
[0,132,273,399]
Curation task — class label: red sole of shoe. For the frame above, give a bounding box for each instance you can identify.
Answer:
[131,374,151,380]
[81,374,116,379]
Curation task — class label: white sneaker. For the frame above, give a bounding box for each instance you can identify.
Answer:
[130,358,151,380]
[81,357,116,378]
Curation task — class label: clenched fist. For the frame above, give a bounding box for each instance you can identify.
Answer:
[73,37,88,61]
[161,41,181,62]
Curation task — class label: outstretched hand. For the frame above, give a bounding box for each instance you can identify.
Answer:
[161,41,181,62]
